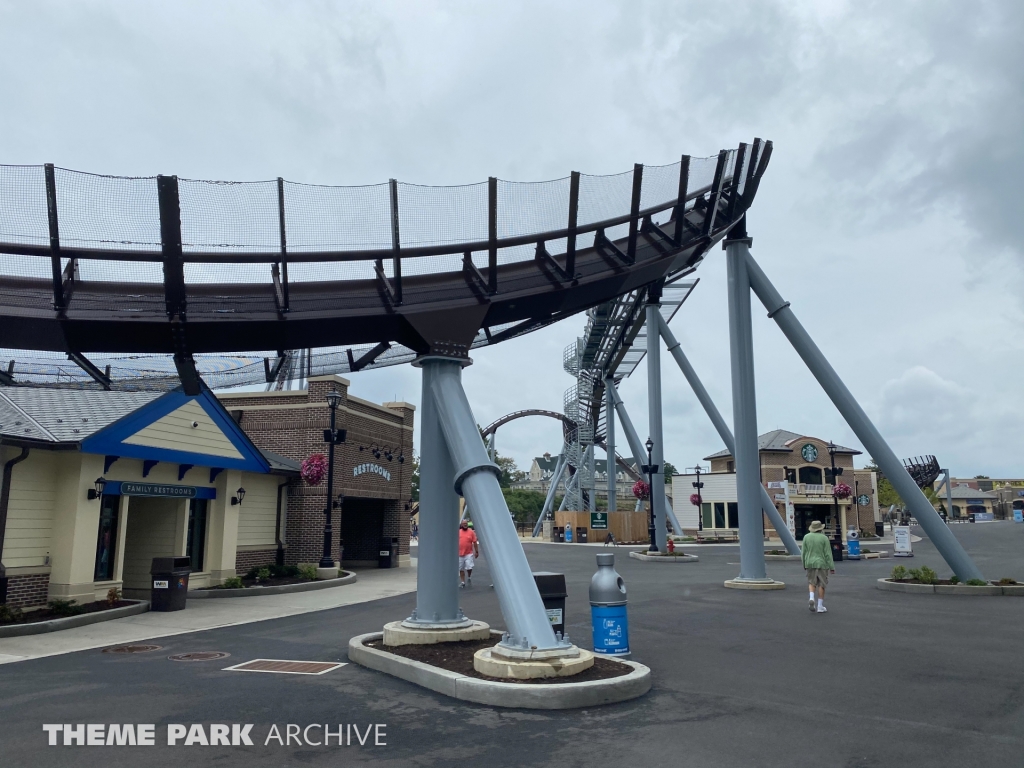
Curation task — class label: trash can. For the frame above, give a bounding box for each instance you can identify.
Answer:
[830,538,844,563]
[577,526,588,544]
[378,537,398,568]
[555,526,564,543]
[590,553,629,657]
[150,556,191,612]
[564,526,573,543]
[532,572,567,637]
[846,528,860,559]
[874,521,884,538]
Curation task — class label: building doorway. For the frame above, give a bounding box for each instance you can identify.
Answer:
[341,497,388,566]
[120,497,187,598]
[794,504,828,540]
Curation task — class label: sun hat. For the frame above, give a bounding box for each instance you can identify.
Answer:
[809,520,825,533]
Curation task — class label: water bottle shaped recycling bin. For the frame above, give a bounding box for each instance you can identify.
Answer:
[590,552,630,658]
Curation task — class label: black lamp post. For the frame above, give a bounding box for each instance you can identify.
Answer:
[827,441,844,562]
[320,390,346,569]
[642,437,659,552]
[692,464,704,531]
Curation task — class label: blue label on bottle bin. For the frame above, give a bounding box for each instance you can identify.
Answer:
[591,605,629,655]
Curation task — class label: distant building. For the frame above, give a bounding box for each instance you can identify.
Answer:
[513,452,638,500]
[933,477,1024,520]
[672,429,880,540]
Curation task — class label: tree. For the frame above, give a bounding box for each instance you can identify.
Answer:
[864,461,903,509]
[502,489,547,523]
[662,461,678,479]
[495,455,526,488]
[409,454,420,502]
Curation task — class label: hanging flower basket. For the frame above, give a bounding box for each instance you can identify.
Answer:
[301,453,328,486]
[632,480,650,500]
[833,482,852,499]
[689,493,702,506]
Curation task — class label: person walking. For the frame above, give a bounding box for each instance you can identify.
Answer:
[802,519,835,613]
[458,519,479,588]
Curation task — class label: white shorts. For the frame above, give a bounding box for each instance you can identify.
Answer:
[459,554,476,571]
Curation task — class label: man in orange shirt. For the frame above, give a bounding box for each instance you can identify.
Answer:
[459,520,480,588]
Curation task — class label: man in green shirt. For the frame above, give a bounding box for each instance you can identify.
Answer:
[802,520,835,613]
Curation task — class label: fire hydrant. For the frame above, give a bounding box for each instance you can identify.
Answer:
[666,538,675,554]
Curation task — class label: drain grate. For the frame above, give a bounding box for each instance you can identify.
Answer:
[222,659,346,675]
[103,644,162,654]
[168,651,230,662]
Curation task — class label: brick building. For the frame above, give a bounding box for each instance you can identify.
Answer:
[218,375,414,569]
[672,430,880,540]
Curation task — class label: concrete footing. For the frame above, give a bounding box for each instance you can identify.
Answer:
[724,578,786,590]
[348,631,651,709]
[383,620,490,646]
[474,646,594,680]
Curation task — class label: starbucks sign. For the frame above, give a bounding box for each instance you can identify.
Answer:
[800,443,819,462]
[857,494,871,507]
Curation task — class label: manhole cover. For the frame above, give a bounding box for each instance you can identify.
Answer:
[168,651,230,662]
[103,644,162,654]
[222,659,347,675]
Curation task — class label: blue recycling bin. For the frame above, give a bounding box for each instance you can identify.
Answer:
[590,553,630,657]
[1014,510,1023,523]
[847,539,861,558]
[564,526,573,543]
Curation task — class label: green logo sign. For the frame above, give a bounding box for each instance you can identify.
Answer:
[800,443,819,462]
[857,494,870,507]
[590,512,608,530]
[121,483,197,498]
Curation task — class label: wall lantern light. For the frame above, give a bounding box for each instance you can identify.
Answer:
[231,487,246,505]
[87,477,107,500]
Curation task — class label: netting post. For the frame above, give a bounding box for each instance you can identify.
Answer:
[487,176,498,294]
[627,163,644,264]
[157,175,186,319]
[43,164,65,312]
[276,177,290,313]
[566,171,580,278]
[702,150,729,237]
[389,178,402,305]
[672,155,690,246]
[725,142,748,222]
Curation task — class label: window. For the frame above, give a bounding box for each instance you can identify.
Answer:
[714,502,726,528]
[825,467,844,484]
[799,466,823,485]
[727,502,739,529]
[187,499,208,572]
[785,468,797,484]
[701,502,713,530]
[726,461,735,473]
[94,495,119,581]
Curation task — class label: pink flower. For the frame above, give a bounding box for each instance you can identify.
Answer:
[301,453,328,486]
[689,493,702,506]
[833,482,852,499]
[632,480,650,500]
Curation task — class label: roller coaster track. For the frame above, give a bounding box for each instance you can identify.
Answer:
[0,141,771,391]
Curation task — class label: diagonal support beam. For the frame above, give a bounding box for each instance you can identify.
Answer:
[346,341,392,373]
[742,245,983,580]
[655,312,800,555]
[67,352,112,390]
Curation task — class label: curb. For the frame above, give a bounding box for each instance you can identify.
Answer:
[0,600,150,638]
[628,551,699,563]
[347,632,651,709]
[876,578,1021,596]
[187,571,358,598]
[763,554,801,561]
[723,579,786,590]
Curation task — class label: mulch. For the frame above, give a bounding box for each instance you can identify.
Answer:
[199,575,315,590]
[0,600,135,626]
[364,637,632,685]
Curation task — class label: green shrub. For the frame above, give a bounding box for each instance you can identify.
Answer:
[223,576,244,589]
[0,604,24,622]
[298,564,319,580]
[891,565,908,581]
[998,577,1018,585]
[949,575,960,585]
[269,564,299,578]
[254,567,271,582]
[965,578,988,586]
[914,566,938,585]
[106,587,122,606]
[47,599,83,617]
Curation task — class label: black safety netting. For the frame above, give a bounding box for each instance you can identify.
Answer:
[0,148,756,390]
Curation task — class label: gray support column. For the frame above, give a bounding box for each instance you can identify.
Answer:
[942,470,954,521]
[656,313,800,556]
[608,386,682,535]
[605,379,617,512]
[427,358,565,650]
[743,248,983,580]
[406,360,467,626]
[588,440,597,513]
[726,241,768,581]
[533,453,566,537]
[646,304,668,548]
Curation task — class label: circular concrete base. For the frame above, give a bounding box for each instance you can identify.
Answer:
[348,631,650,709]
[629,551,699,563]
[383,620,491,646]
[474,646,594,680]
[724,578,786,590]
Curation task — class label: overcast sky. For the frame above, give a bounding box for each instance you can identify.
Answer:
[2,1,1022,477]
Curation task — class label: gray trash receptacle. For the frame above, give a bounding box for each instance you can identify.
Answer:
[150,556,191,611]
[532,571,567,636]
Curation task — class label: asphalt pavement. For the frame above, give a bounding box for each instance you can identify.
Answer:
[2,521,1022,768]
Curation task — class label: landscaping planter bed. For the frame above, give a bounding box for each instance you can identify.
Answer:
[876,578,1022,596]
[0,600,149,638]
[629,550,699,563]
[189,571,357,598]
